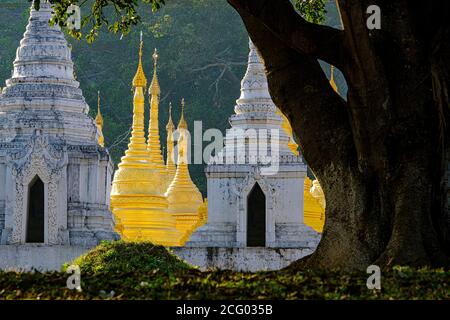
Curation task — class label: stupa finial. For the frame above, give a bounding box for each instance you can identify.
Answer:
[166,102,175,131]
[178,98,187,130]
[132,34,147,89]
[149,48,160,96]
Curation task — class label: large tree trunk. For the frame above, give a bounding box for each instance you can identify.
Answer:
[228,0,450,270]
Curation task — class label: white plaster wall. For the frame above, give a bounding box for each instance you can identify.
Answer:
[88,161,99,204]
[98,161,107,205]
[271,176,304,224]
[0,163,5,201]
[0,245,91,272]
[207,177,240,224]
[173,247,314,272]
[79,161,88,203]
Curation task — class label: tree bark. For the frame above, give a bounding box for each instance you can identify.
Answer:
[228,0,450,270]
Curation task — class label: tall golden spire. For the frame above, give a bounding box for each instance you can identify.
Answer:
[165,98,203,244]
[147,47,165,171]
[166,102,176,181]
[121,35,151,166]
[110,37,183,246]
[95,90,105,147]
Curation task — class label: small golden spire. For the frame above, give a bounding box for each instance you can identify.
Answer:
[95,91,104,127]
[132,32,147,89]
[95,90,105,147]
[178,98,188,130]
[166,102,175,131]
[149,48,160,96]
[166,102,176,180]
[329,65,339,93]
[146,46,165,170]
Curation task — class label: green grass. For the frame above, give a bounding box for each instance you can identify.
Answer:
[0,242,449,300]
[62,241,193,274]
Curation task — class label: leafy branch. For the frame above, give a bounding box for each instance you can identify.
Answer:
[32,0,326,43]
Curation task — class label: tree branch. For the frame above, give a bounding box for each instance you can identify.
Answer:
[227,0,346,69]
[229,4,357,176]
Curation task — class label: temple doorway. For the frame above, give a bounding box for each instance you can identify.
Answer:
[26,176,45,243]
[247,183,266,247]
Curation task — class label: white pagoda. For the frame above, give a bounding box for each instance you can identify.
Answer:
[0,1,117,270]
[175,39,320,271]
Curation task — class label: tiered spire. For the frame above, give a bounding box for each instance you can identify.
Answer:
[120,36,151,167]
[132,33,148,89]
[149,49,160,95]
[218,38,297,162]
[178,98,188,130]
[166,102,176,180]
[0,0,98,143]
[95,91,105,147]
[147,48,165,171]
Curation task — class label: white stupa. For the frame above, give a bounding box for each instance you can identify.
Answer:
[0,1,117,270]
[174,39,320,271]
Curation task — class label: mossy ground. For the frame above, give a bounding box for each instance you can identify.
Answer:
[0,241,448,300]
[62,241,192,274]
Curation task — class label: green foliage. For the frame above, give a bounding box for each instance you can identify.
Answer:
[0,266,448,299]
[34,0,166,43]
[1,1,342,195]
[62,241,193,274]
[294,0,327,24]
[0,1,248,195]
[32,0,328,42]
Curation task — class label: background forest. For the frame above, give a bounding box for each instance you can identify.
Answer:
[0,0,345,194]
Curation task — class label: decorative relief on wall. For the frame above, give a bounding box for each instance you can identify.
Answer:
[7,134,67,244]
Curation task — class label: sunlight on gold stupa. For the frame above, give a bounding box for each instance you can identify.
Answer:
[110,37,206,246]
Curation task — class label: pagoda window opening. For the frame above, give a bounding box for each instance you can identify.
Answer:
[247,182,266,247]
[26,175,45,243]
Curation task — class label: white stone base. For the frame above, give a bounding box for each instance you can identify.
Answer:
[172,246,314,272]
[186,223,321,248]
[0,245,91,272]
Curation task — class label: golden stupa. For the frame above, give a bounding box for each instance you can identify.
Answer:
[303,177,325,232]
[110,37,205,246]
[165,99,204,244]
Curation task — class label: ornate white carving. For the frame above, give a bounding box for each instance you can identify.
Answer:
[8,134,67,244]
[0,1,118,252]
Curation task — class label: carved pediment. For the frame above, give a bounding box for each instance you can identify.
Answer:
[7,132,68,245]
